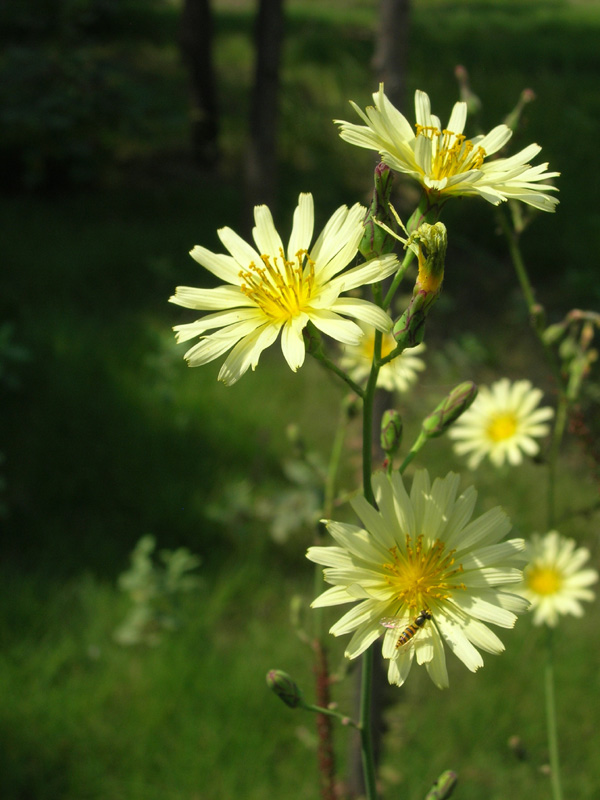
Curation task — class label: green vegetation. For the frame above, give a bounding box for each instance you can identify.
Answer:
[1,0,599,798]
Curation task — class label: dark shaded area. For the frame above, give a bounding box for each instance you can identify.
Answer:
[2,0,599,580]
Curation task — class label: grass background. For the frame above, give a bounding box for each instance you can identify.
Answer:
[1,0,600,798]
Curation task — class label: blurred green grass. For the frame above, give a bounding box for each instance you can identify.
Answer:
[1,0,600,797]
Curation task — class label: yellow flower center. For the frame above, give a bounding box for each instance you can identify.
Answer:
[415,125,486,181]
[527,566,562,596]
[382,534,465,612]
[486,413,518,442]
[239,249,315,321]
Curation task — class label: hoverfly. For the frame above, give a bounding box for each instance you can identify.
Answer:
[380,608,432,649]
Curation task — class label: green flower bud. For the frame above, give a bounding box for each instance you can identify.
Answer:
[393,222,448,348]
[542,322,567,346]
[392,291,429,348]
[422,382,478,438]
[303,321,324,358]
[266,670,304,709]
[424,770,458,800]
[359,163,396,260]
[409,222,447,296]
[380,409,403,456]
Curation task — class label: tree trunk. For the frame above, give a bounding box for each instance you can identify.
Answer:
[178,0,219,168]
[243,0,285,228]
[372,0,411,111]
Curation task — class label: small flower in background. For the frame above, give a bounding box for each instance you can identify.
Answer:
[340,323,426,393]
[519,531,598,627]
[448,378,554,469]
[336,85,559,211]
[169,193,398,385]
[307,470,529,689]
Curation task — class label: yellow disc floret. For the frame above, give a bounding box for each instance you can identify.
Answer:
[486,413,518,443]
[239,249,315,321]
[382,534,466,611]
[415,125,486,181]
[527,566,562,596]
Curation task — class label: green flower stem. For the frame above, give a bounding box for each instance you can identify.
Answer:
[357,283,384,800]
[399,430,428,475]
[496,209,564,388]
[301,701,360,730]
[544,628,563,800]
[497,208,575,532]
[547,392,569,531]
[317,352,365,398]
[383,248,415,311]
[359,646,378,799]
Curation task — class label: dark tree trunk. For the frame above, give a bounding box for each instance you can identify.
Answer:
[179,0,219,168]
[372,0,411,111]
[243,0,285,228]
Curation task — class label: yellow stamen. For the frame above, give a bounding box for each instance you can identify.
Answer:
[415,125,486,181]
[239,249,315,321]
[528,566,562,596]
[487,413,518,442]
[382,535,465,611]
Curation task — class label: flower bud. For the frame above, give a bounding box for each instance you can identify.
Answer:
[393,222,447,349]
[380,409,403,456]
[454,65,481,116]
[424,770,458,800]
[422,382,478,438]
[303,321,324,358]
[266,670,304,709]
[359,163,396,260]
[542,322,567,346]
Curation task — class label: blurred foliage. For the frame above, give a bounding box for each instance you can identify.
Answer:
[0,0,183,189]
[206,424,326,545]
[114,534,201,646]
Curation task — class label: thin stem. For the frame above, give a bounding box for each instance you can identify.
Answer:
[398,430,428,475]
[356,283,383,800]
[547,392,569,531]
[302,701,360,730]
[544,628,564,800]
[496,209,564,387]
[318,353,365,398]
[359,646,378,799]
[383,249,415,311]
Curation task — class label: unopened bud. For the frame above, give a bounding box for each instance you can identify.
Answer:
[424,770,458,800]
[380,409,403,456]
[422,382,478,438]
[542,322,567,346]
[393,223,447,348]
[454,64,482,116]
[303,321,324,358]
[359,163,396,260]
[266,670,304,709]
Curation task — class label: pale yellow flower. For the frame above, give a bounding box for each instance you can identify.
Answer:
[307,470,528,689]
[519,531,598,627]
[336,85,559,211]
[448,378,554,469]
[169,194,398,385]
[340,323,426,393]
